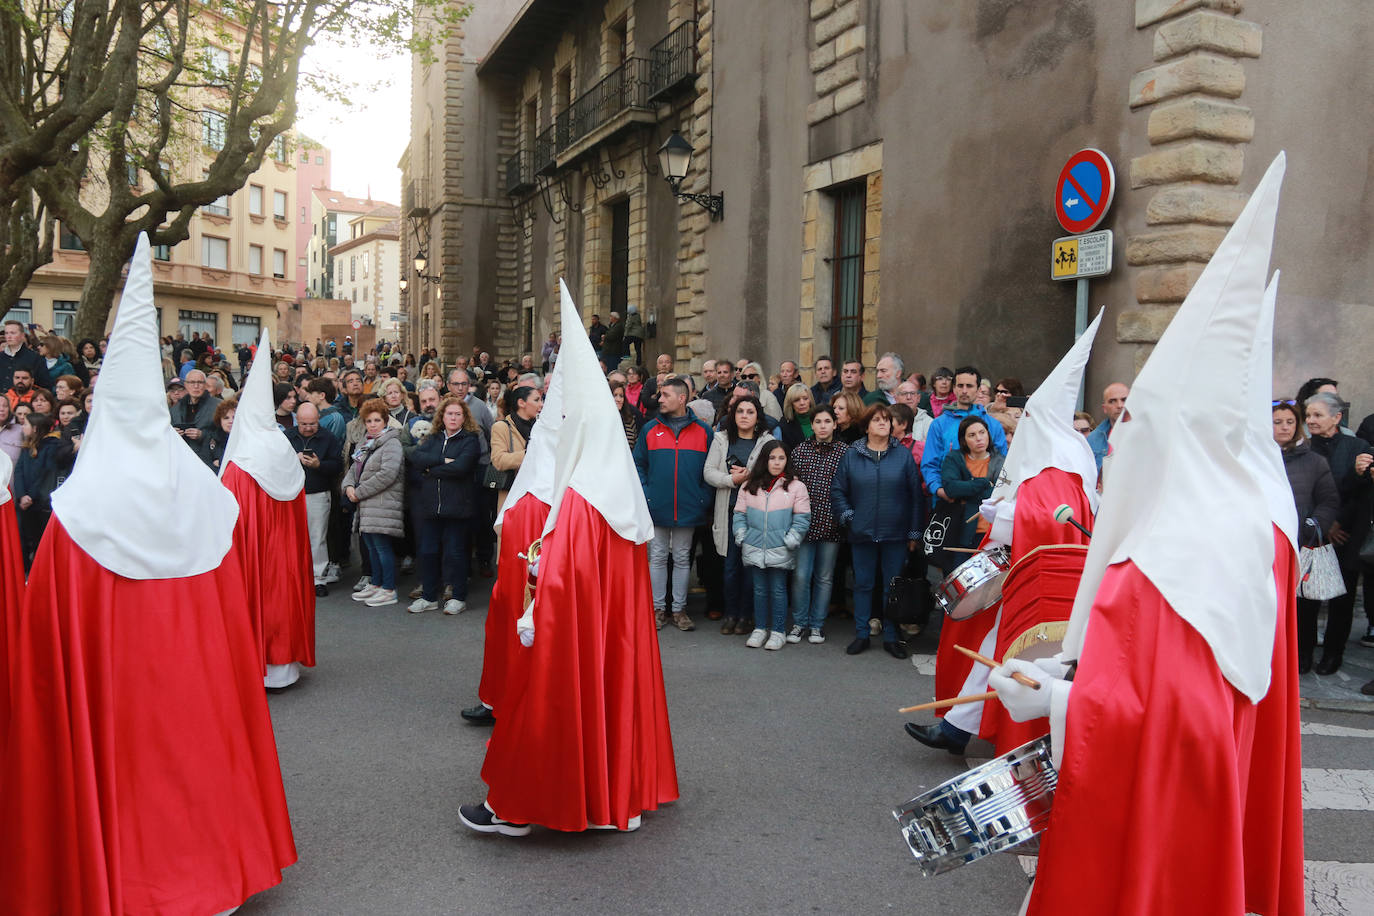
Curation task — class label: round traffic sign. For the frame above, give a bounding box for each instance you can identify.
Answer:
[1055,148,1115,234]
[351,319,362,330]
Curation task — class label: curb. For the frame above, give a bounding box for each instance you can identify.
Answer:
[1300,697,1374,715]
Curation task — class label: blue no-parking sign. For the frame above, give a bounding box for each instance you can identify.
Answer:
[1055,149,1115,234]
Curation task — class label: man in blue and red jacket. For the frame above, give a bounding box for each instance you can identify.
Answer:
[633,376,715,632]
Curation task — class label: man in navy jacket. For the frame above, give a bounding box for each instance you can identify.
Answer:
[633,377,714,632]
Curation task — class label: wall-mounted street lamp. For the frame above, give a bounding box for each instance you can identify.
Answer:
[410,248,443,294]
[658,130,723,220]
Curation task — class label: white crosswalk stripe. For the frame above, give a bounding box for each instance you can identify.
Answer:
[1305,861,1374,916]
[1302,721,1374,739]
[1302,768,1374,812]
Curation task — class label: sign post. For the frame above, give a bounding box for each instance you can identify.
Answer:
[1053,148,1116,409]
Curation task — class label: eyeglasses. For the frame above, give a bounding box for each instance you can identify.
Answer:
[1272,399,1296,406]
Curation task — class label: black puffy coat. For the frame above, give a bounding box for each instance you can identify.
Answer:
[1281,441,1339,547]
[408,429,481,519]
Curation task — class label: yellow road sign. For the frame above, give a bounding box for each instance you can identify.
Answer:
[1052,238,1079,279]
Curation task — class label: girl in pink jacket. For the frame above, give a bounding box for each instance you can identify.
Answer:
[732,442,811,650]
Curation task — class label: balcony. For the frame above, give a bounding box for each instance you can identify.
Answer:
[505,149,534,194]
[555,56,655,165]
[533,124,558,176]
[403,179,429,217]
[649,20,697,101]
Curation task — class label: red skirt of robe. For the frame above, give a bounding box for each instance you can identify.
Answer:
[482,489,679,830]
[0,497,24,753]
[478,492,549,712]
[1026,533,1303,916]
[935,469,1092,713]
[0,521,297,915]
[222,463,316,669]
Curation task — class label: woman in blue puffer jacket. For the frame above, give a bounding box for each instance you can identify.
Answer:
[830,403,923,659]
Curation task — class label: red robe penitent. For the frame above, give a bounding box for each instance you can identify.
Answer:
[478,491,550,714]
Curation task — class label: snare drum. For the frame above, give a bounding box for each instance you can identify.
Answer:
[935,546,1011,620]
[892,734,1057,876]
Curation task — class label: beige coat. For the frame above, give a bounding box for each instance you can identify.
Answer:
[489,416,527,477]
[702,430,776,556]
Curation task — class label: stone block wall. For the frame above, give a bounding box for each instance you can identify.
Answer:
[807,0,866,125]
[672,0,713,372]
[1121,0,1261,369]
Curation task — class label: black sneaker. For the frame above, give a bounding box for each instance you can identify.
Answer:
[461,703,496,725]
[459,803,530,837]
[315,583,328,598]
[1360,626,1374,648]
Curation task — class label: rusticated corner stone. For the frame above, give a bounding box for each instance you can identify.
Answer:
[1134,263,1206,302]
[807,95,835,125]
[1130,141,1244,188]
[1129,53,1245,108]
[1126,226,1228,265]
[1148,97,1254,143]
[1136,0,1243,30]
[1145,186,1249,225]
[815,2,860,45]
[810,41,836,73]
[1153,11,1262,61]
[1117,304,1181,344]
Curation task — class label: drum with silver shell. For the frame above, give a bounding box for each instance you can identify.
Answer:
[935,545,1011,620]
[892,734,1057,876]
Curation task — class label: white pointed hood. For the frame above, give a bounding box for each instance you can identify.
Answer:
[1063,152,1287,703]
[1246,273,1299,552]
[221,327,304,500]
[543,279,654,544]
[991,307,1103,511]
[51,234,238,579]
[0,448,12,507]
[494,333,565,532]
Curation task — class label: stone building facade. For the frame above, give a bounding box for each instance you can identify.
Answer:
[408,0,1374,412]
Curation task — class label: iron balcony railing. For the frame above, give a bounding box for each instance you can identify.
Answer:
[649,20,697,100]
[505,149,534,194]
[533,124,558,176]
[559,56,653,152]
[403,179,429,216]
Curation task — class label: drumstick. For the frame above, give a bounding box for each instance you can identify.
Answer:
[899,691,997,714]
[953,644,1040,689]
[944,546,981,554]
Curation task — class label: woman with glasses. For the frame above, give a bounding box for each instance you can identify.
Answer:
[1301,392,1373,674]
[740,361,783,420]
[922,367,957,417]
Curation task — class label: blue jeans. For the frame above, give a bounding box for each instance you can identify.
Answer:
[361,532,396,591]
[722,538,753,622]
[417,515,472,601]
[791,541,840,631]
[850,540,906,641]
[751,567,790,632]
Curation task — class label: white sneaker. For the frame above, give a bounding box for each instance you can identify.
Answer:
[408,598,439,614]
[808,628,826,644]
[365,588,398,607]
[443,599,467,616]
[764,632,785,651]
[323,563,341,584]
[352,576,371,593]
[786,625,805,644]
[745,628,767,648]
[351,584,379,601]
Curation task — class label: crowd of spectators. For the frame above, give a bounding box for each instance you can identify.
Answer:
[4,314,1371,690]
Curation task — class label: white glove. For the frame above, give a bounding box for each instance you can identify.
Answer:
[516,601,535,647]
[978,497,1000,527]
[988,658,1054,723]
[1032,653,1070,680]
[987,499,1015,547]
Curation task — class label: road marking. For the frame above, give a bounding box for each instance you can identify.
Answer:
[909,653,936,676]
[1302,722,1374,738]
[1302,768,1374,811]
[1306,861,1374,916]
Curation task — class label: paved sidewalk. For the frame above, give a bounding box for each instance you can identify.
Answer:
[1302,597,1374,712]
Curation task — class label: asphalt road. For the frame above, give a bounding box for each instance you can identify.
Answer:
[240,572,1374,915]
[239,574,1032,915]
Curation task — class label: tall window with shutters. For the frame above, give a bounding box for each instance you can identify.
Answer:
[828,183,866,365]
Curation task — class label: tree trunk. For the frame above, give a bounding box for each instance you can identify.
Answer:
[73,226,137,341]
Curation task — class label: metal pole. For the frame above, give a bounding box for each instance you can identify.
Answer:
[1074,277,1089,411]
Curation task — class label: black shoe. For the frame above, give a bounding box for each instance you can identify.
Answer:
[458,802,530,837]
[904,722,967,755]
[315,583,328,598]
[883,640,909,660]
[1362,679,1374,697]
[1361,627,1374,648]
[845,637,870,655]
[461,703,496,725]
[1314,655,1343,676]
[1297,655,1312,675]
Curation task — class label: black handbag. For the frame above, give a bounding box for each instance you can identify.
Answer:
[482,463,515,491]
[884,574,934,627]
